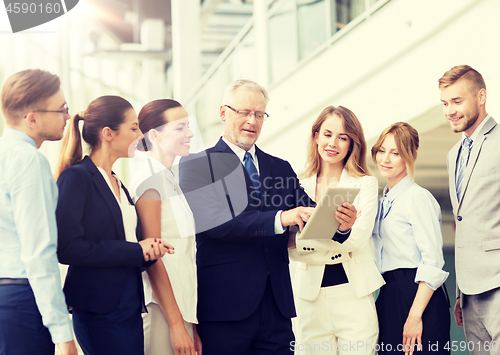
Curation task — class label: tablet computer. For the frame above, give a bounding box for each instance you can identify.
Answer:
[298,187,360,240]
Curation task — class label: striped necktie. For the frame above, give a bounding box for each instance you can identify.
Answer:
[456,137,473,201]
[244,152,260,196]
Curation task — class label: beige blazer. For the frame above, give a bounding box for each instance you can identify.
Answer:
[447,117,500,296]
[290,171,385,301]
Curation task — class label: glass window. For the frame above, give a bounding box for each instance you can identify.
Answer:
[230,28,257,80]
[268,0,297,83]
[297,0,327,60]
[334,0,366,31]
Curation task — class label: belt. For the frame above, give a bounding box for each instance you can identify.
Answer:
[0,278,30,286]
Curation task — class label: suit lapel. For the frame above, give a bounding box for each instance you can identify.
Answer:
[449,141,460,212]
[255,146,270,200]
[82,157,127,241]
[211,138,247,186]
[458,118,497,210]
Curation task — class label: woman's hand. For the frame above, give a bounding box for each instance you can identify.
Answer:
[193,324,202,355]
[139,238,174,261]
[403,313,423,355]
[57,340,78,355]
[170,322,197,355]
[335,202,357,231]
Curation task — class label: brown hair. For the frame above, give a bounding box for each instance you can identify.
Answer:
[305,105,369,178]
[55,96,133,179]
[1,69,60,123]
[371,122,419,179]
[438,65,486,95]
[137,99,182,152]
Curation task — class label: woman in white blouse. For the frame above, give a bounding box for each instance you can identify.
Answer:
[289,106,384,355]
[371,122,450,355]
[132,99,201,355]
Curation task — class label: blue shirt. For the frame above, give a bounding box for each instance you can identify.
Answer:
[0,128,73,343]
[372,176,449,290]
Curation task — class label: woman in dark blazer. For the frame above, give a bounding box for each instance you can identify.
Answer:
[55,96,171,355]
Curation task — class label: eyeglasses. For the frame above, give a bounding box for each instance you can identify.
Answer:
[225,105,269,121]
[25,103,70,117]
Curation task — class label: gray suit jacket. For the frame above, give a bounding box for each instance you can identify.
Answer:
[447,116,500,296]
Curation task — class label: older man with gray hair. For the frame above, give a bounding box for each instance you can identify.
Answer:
[180,79,315,355]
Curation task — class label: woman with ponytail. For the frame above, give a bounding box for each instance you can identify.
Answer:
[130,99,201,355]
[55,96,172,355]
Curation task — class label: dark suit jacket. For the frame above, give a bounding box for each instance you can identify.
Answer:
[179,138,314,322]
[56,156,151,314]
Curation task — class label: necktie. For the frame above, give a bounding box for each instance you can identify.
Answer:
[456,137,473,201]
[243,152,260,196]
[378,195,392,237]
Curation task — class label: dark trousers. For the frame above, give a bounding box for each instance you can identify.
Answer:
[0,284,54,355]
[376,268,450,354]
[72,272,144,355]
[197,278,294,355]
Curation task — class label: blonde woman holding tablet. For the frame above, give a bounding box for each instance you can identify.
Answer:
[289,106,384,355]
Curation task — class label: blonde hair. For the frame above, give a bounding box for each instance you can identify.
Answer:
[371,122,419,179]
[438,65,486,95]
[305,105,369,178]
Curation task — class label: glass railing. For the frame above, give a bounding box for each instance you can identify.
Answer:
[184,0,390,144]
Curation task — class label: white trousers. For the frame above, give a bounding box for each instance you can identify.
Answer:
[142,303,194,355]
[294,283,378,355]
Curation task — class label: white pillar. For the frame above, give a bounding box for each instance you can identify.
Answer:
[253,0,269,87]
[141,19,166,100]
[171,0,201,102]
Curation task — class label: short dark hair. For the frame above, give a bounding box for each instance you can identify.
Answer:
[1,69,61,122]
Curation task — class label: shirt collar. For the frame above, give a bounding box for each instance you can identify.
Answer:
[1,128,38,149]
[462,114,491,143]
[147,155,176,184]
[383,175,413,201]
[222,136,256,163]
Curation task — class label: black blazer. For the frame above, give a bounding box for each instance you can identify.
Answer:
[179,138,314,322]
[56,156,151,314]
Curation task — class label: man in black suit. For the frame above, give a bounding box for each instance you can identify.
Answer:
[180,79,314,355]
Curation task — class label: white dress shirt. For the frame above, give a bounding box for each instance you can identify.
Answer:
[373,175,449,290]
[97,167,138,243]
[0,128,73,343]
[131,155,198,323]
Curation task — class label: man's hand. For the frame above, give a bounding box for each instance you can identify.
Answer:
[453,298,463,326]
[335,202,357,232]
[57,340,78,355]
[281,207,314,232]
